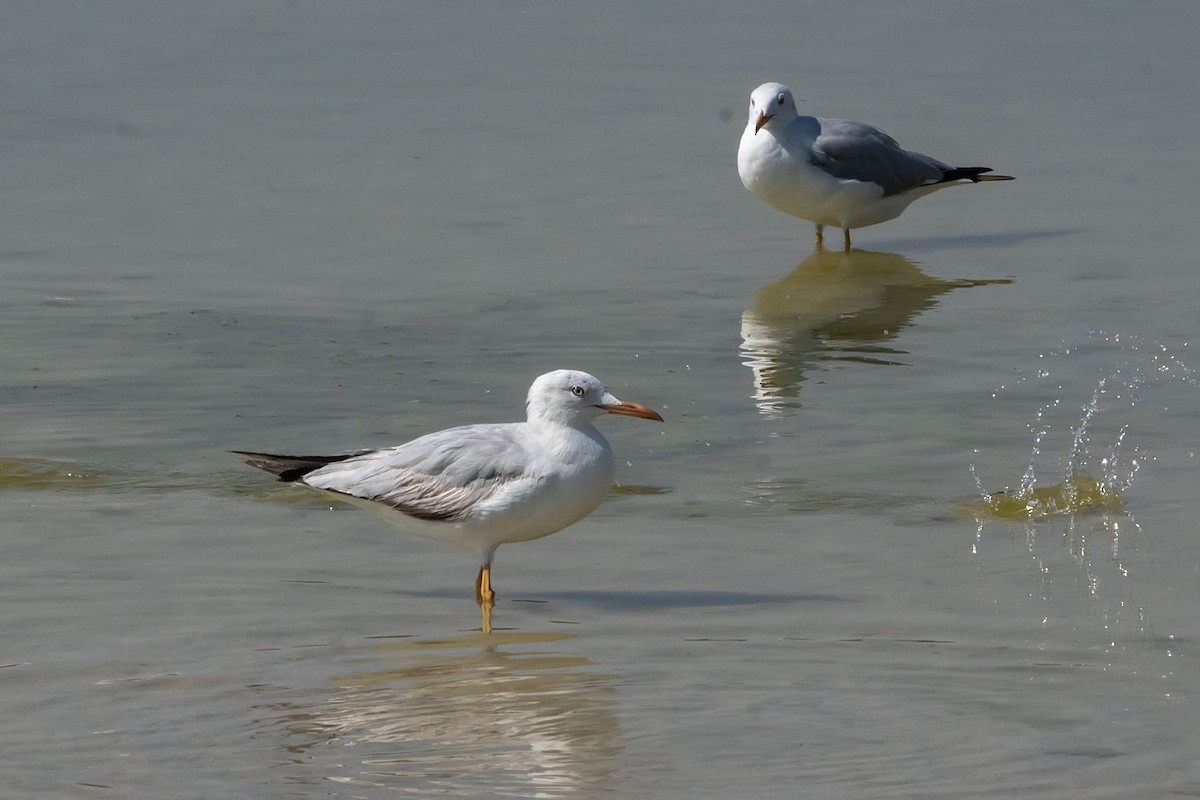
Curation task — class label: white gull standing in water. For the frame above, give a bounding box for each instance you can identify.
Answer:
[236,369,663,632]
[737,81,1014,250]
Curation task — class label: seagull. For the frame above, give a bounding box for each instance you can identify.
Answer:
[235,369,663,632]
[737,81,1014,250]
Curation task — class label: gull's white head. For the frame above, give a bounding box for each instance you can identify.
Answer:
[526,370,663,428]
[747,82,798,135]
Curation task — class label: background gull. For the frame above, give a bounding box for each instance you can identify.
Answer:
[236,369,663,632]
[737,81,1014,250]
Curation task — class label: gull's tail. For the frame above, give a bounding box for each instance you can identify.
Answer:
[233,450,368,482]
[942,166,1016,183]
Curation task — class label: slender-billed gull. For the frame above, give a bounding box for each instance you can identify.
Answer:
[235,369,663,632]
[737,82,1014,250]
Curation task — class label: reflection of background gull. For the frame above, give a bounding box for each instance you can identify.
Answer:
[740,248,1010,413]
[256,631,622,797]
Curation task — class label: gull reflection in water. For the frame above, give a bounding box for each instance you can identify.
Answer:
[255,631,622,797]
[740,247,1010,414]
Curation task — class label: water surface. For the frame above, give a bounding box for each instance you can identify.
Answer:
[3,2,1200,797]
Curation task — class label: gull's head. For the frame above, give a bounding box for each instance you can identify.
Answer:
[526,369,664,428]
[748,82,797,135]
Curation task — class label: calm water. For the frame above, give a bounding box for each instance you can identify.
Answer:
[3,3,1200,798]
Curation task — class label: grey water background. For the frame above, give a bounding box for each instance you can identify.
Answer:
[3,2,1199,797]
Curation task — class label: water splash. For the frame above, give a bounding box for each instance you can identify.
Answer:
[967,332,1195,656]
[974,471,1125,520]
[968,331,1190,521]
[969,376,1137,521]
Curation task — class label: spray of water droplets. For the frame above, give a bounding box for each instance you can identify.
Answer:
[969,331,1193,520]
[966,332,1197,656]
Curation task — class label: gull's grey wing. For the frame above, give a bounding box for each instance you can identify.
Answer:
[808,118,951,196]
[299,423,538,522]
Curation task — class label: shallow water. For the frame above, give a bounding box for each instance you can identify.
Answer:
[4,2,1200,798]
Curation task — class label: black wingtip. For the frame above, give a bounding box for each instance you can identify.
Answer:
[231,450,362,482]
[942,167,1016,183]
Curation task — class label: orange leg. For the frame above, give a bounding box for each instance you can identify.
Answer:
[475,564,495,634]
[842,228,852,251]
[475,564,496,606]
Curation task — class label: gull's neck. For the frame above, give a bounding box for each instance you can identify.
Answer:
[526,405,601,432]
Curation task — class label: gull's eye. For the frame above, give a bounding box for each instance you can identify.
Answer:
[570,385,586,398]
[776,94,785,106]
